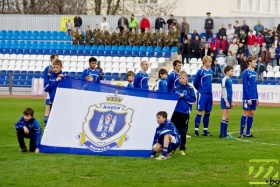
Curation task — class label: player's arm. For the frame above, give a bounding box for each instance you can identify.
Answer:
[242,71,250,101]
[15,117,25,130]
[166,73,174,92]
[221,79,228,103]
[81,69,87,80]
[43,67,49,87]
[193,69,201,90]
[33,120,41,153]
[44,81,58,92]
[133,73,141,88]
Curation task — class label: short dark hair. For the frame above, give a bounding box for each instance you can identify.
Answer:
[89,57,97,63]
[224,66,234,74]
[103,17,106,21]
[53,59,62,66]
[50,54,58,61]
[247,56,255,64]
[126,71,135,78]
[173,60,182,67]
[156,111,167,119]
[158,68,168,78]
[23,108,34,117]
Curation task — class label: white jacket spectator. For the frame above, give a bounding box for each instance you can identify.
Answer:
[100,17,110,30]
[226,24,235,41]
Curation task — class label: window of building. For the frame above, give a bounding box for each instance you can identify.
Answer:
[276,0,279,13]
[256,0,261,12]
[249,0,253,11]
[237,0,242,10]
[268,0,272,13]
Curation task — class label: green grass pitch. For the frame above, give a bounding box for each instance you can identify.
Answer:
[0,98,279,187]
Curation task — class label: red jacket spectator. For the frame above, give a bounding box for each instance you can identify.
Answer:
[140,16,150,32]
[247,34,256,46]
[256,35,264,46]
[209,37,220,51]
[221,39,230,54]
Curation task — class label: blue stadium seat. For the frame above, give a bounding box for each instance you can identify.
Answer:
[119,50,125,56]
[132,46,139,52]
[91,45,98,50]
[139,46,146,52]
[164,51,171,58]
[91,50,97,56]
[112,45,119,51]
[132,51,139,57]
[118,45,125,53]
[147,51,154,57]
[45,31,51,36]
[171,46,178,52]
[139,51,146,57]
[146,46,153,52]
[105,45,111,51]
[125,50,132,57]
[104,50,111,56]
[125,45,132,52]
[162,46,170,52]
[97,45,105,55]
[156,51,163,58]
[111,50,118,57]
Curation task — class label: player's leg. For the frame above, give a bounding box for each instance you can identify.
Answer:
[155,135,172,160]
[44,97,51,127]
[177,113,189,155]
[246,101,257,137]
[195,93,206,136]
[17,130,27,152]
[220,109,229,138]
[152,142,162,153]
[240,100,250,137]
[29,136,36,152]
[203,94,213,136]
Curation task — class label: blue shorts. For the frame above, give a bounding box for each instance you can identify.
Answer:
[158,135,180,151]
[243,100,257,110]
[45,99,52,105]
[220,98,232,109]
[197,93,213,112]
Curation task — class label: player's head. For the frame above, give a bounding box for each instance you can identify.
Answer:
[156,111,167,125]
[202,56,212,69]
[141,60,149,72]
[89,57,97,69]
[247,56,257,69]
[158,68,168,79]
[224,66,234,77]
[173,60,182,72]
[179,71,188,85]
[126,71,135,82]
[23,108,34,121]
[50,54,59,65]
[52,59,63,73]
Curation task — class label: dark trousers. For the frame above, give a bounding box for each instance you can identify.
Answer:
[17,130,35,152]
[206,29,213,40]
[182,53,191,64]
[181,33,186,43]
[171,112,190,151]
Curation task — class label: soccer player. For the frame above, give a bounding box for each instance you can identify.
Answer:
[15,108,41,153]
[193,56,213,136]
[171,71,196,155]
[150,111,181,160]
[156,68,168,93]
[167,60,182,93]
[43,54,58,127]
[239,56,258,138]
[220,66,234,138]
[126,71,135,88]
[133,60,149,89]
[81,57,100,83]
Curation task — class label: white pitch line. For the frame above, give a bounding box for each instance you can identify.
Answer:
[228,129,280,147]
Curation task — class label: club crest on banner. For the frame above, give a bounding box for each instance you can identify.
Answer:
[77,91,134,152]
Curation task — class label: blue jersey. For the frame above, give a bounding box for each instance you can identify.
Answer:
[242,68,258,101]
[133,71,149,89]
[167,71,179,93]
[15,117,41,148]
[193,68,213,94]
[174,84,196,114]
[44,71,63,104]
[156,79,168,93]
[150,120,181,155]
[221,76,233,100]
[127,81,134,88]
[43,65,52,87]
[81,68,100,83]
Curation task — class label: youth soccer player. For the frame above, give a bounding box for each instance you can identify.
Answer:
[133,60,149,89]
[43,54,58,127]
[220,66,234,138]
[81,57,100,83]
[239,56,258,138]
[15,108,41,153]
[126,71,135,88]
[193,55,213,136]
[156,68,168,93]
[167,60,182,93]
[150,111,181,160]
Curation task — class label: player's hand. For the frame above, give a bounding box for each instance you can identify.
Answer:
[35,148,39,154]
[150,155,155,158]
[56,77,62,82]
[226,103,230,109]
[248,100,252,105]
[86,76,93,82]
[58,74,64,77]
[23,126,29,135]
[257,100,259,106]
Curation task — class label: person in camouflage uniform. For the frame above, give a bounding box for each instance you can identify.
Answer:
[148,27,157,47]
[122,25,130,46]
[101,26,109,45]
[93,24,101,45]
[171,25,180,49]
[135,28,143,46]
[71,28,79,45]
[114,28,122,46]
[157,28,165,47]
[129,28,137,46]
[142,28,150,46]
[164,29,172,47]
[77,29,84,45]
[107,28,115,46]
[85,26,93,45]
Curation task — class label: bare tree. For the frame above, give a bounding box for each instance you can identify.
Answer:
[87,0,122,15]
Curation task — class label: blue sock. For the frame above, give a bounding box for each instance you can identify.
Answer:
[44,116,49,126]
[194,114,202,135]
[246,116,253,135]
[220,120,228,137]
[240,115,247,135]
[203,113,210,134]
[162,146,168,156]
[224,120,229,136]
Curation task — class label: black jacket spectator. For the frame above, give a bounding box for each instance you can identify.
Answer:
[201,48,212,58]
[218,28,227,38]
[74,16,82,28]
[118,17,129,31]
[155,17,166,30]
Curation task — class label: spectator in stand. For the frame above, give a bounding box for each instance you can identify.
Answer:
[100,17,110,31]
[234,20,241,36]
[239,29,247,45]
[225,51,238,68]
[180,17,190,43]
[191,29,200,40]
[269,43,277,67]
[193,36,201,59]
[216,49,226,73]
[276,41,280,65]
[74,13,82,29]
[273,34,279,48]
[221,36,230,55]
[236,43,246,63]
[241,20,249,34]
[204,12,214,40]
[228,38,238,57]
[129,14,139,31]
[277,24,280,33]
[255,56,267,82]
[240,54,247,73]
[226,24,235,42]
[247,29,257,55]
[272,27,278,38]
[118,13,129,33]
[211,60,222,83]
[155,14,166,32]
[254,20,264,35]
[180,39,191,64]
[209,34,220,56]
[256,31,264,47]
[140,15,151,33]
[187,34,194,59]
[260,43,270,66]
[167,14,175,30]
[249,42,260,59]
[263,28,273,49]
[200,36,208,46]
[66,19,73,36]
[218,24,227,39]
[201,43,211,58]
[95,61,104,80]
